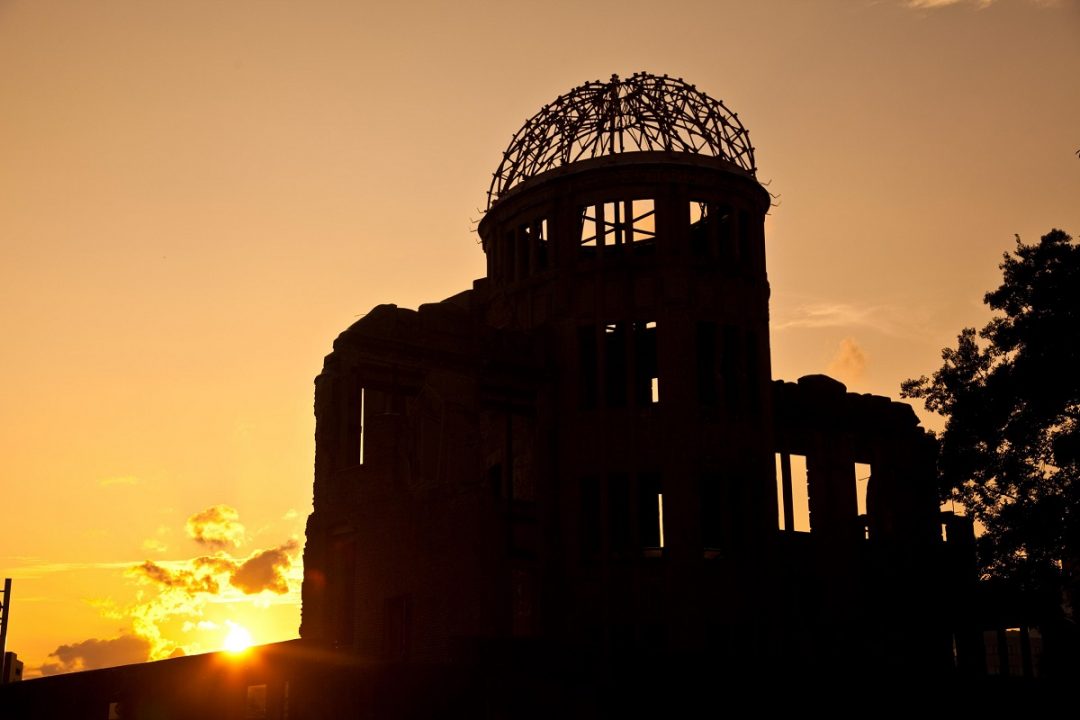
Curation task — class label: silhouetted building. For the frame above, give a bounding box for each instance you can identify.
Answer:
[0,654,20,685]
[2,73,1012,719]
[299,73,966,681]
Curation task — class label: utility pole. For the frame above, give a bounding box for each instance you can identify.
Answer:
[0,578,11,684]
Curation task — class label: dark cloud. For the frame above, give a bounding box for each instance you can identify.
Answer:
[40,634,151,675]
[185,505,245,550]
[130,561,221,595]
[230,540,300,595]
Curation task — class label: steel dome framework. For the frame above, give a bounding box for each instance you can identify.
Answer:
[487,72,757,209]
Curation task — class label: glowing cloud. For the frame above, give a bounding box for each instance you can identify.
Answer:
[38,507,302,667]
[826,337,869,386]
[185,505,246,550]
[231,540,300,595]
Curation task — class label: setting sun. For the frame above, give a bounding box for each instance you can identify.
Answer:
[223,623,253,654]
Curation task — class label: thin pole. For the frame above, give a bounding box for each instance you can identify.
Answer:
[0,578,11,684]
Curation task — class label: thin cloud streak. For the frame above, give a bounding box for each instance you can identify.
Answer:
[772,301,935,341]
[6,560,147,578]
[904,0,1062,8]
[99,475,139,487]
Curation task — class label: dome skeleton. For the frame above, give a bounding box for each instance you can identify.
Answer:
[487,73,757,210]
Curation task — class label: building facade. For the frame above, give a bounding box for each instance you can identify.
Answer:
[299,73,969,680]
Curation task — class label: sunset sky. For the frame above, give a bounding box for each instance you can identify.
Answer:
[2,0,1078,677]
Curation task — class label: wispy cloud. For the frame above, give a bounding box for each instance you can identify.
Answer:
[773,302,875,331]
[186,504,246,550]
[7,560,143,579]
[905,0,991,8]
[904,0,1060,8]
[772,300,933,341]
[142,538,168,553]
[99,475,139,487]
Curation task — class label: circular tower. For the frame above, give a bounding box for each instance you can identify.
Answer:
[476,73,777,661]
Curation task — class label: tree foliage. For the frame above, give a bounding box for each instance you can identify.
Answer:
[902,229,1080,589]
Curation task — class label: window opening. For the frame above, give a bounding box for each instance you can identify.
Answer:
[358,387,365,465]
[690,201,733,259]
[604,322,627,407]
[581,199,655,256]
[633,320,658,406]
[855,462,871,538]
[775,453,810,532]
[638,473,662,549]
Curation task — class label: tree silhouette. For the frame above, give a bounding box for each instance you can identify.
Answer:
[903,229,1079,593]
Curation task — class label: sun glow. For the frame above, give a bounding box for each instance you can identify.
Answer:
[223,622,253,653]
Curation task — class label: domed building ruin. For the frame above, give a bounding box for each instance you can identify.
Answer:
[299,73,973,680]
[0,73,984,719]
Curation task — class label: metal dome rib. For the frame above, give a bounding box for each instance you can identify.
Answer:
[487,73,756,209]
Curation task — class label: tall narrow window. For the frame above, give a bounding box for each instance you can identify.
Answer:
[855,462,871,535]
[518,218,549,276]
[775,453,810,532]
[604,322,627,407]
[633,320,658,406]
[343,382,364,467]
[854,463,871,517]
[358,387,365,465]
[638,473,662,549]
[537,218,549,271]
[690,201,713,258]
[658,493,665,548]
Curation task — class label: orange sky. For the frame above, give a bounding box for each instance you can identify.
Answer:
[2,0,1078,676]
